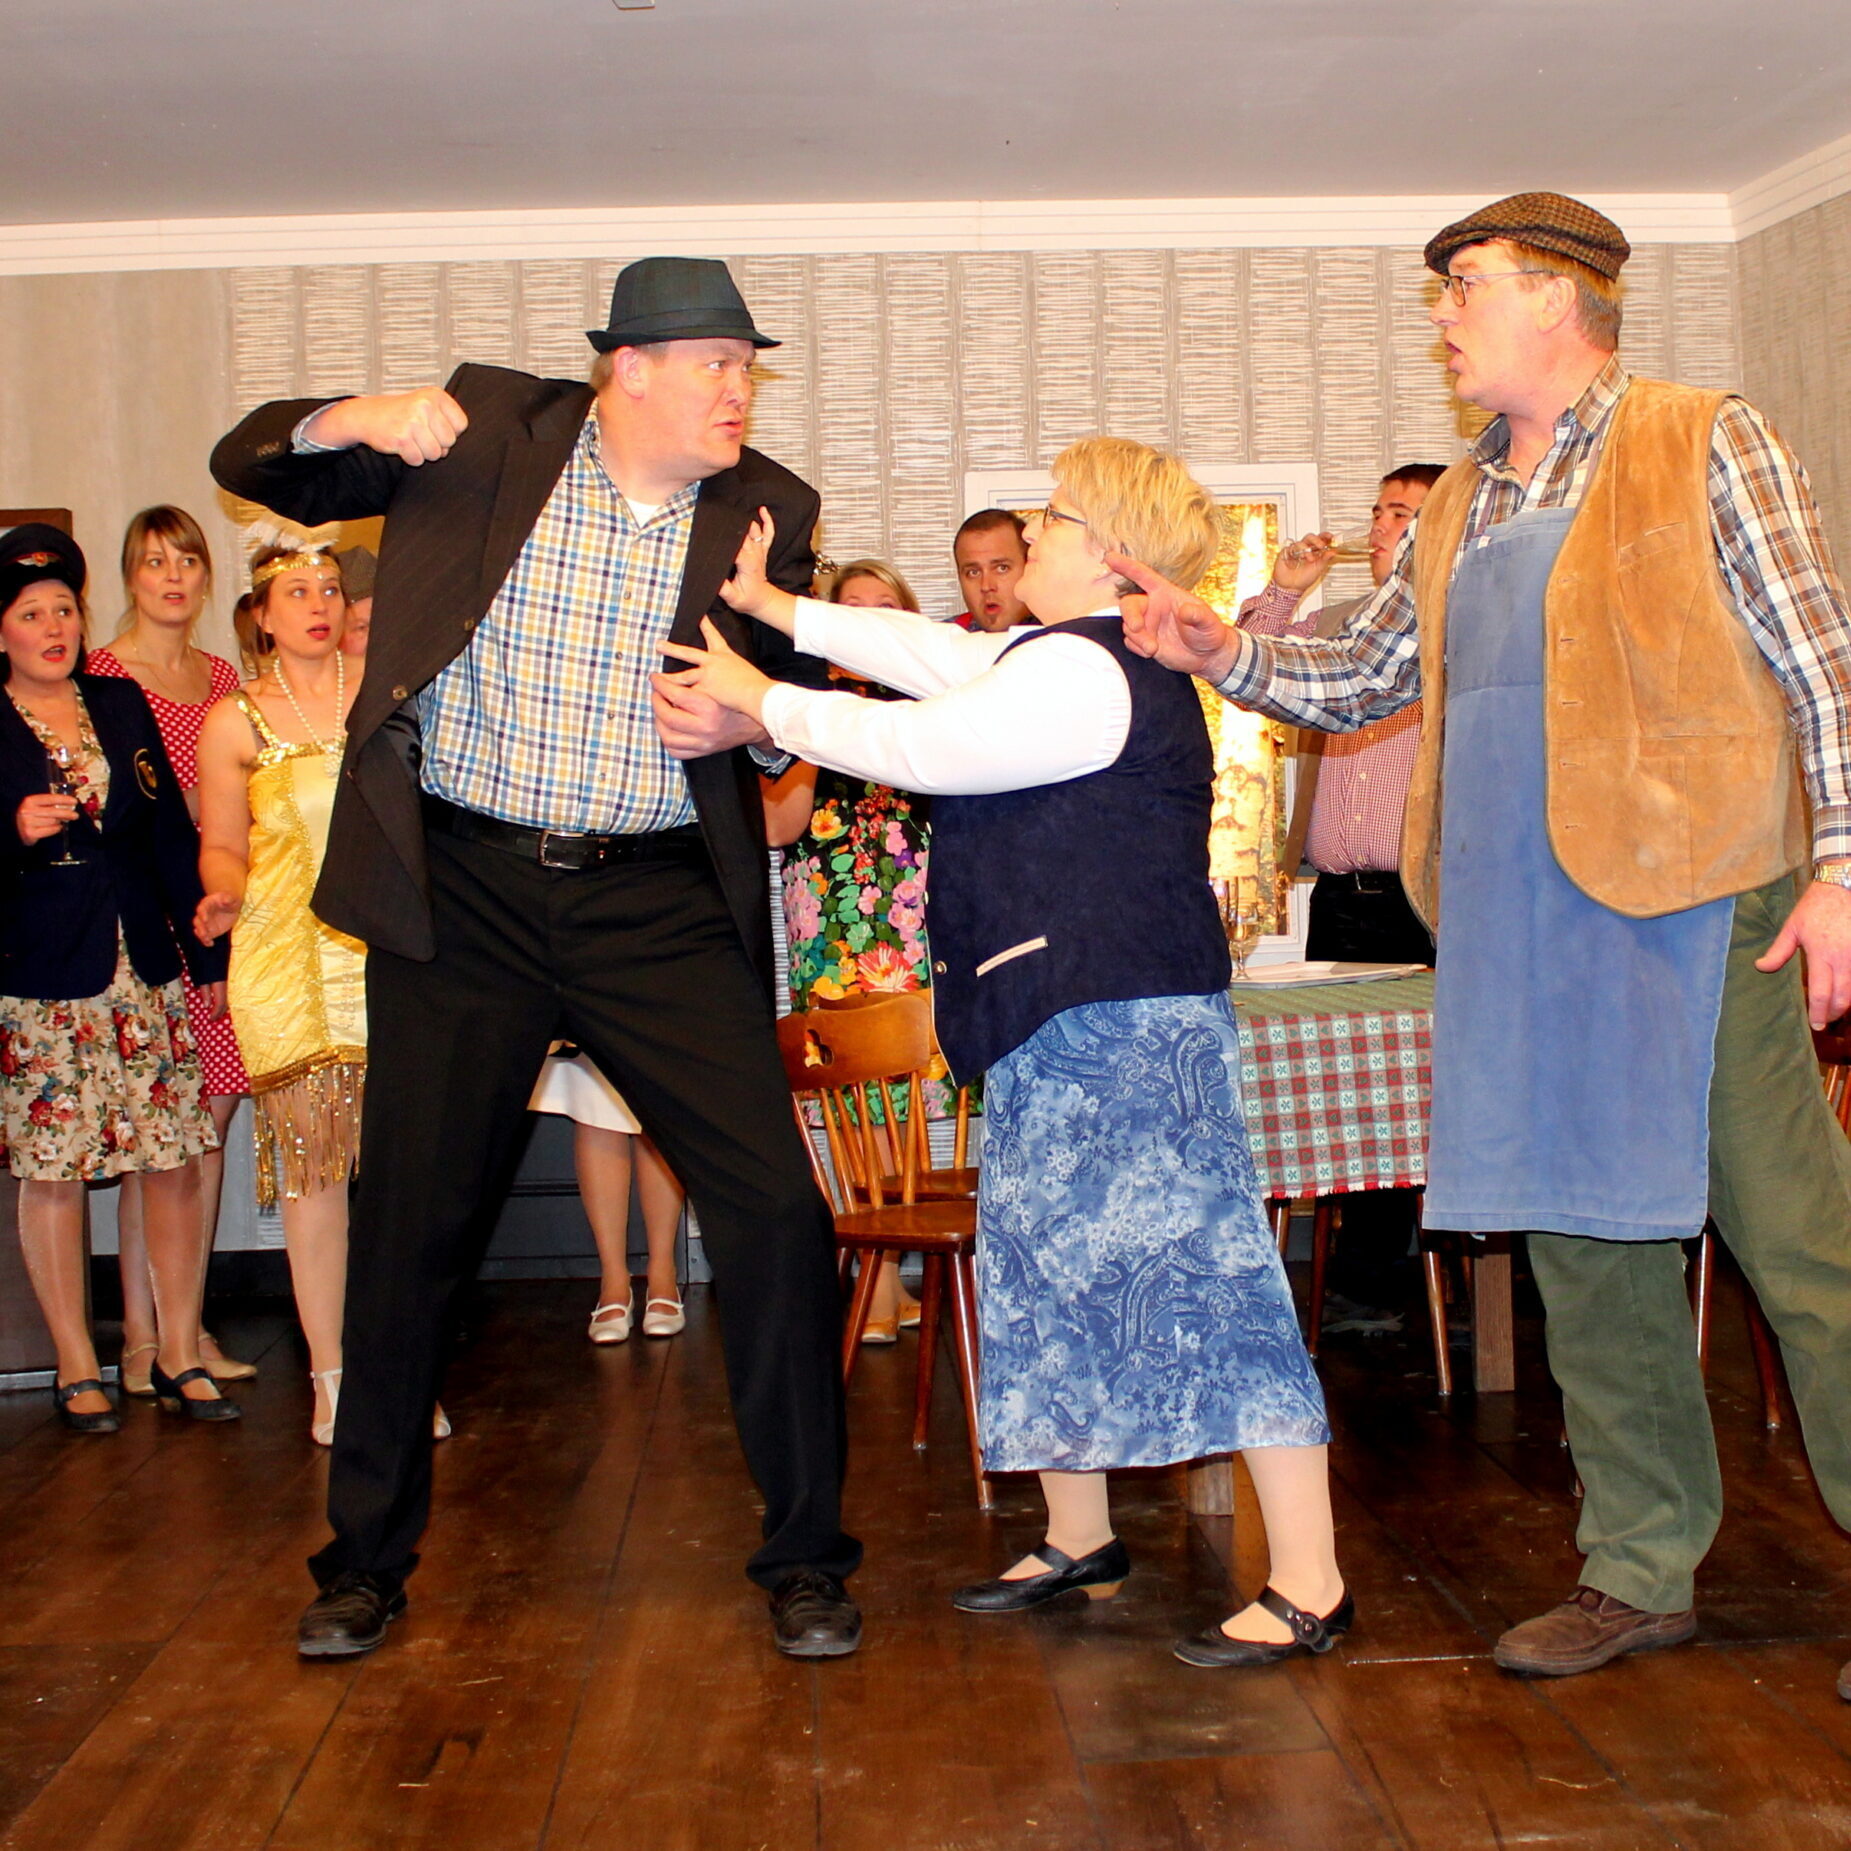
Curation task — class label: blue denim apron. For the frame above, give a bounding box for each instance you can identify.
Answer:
[1421,506,1732,1241]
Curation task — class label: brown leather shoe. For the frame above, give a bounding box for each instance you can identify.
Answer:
[1493,1586,1696,1677]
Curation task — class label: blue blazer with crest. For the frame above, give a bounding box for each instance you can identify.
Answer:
[0,674,228,1001]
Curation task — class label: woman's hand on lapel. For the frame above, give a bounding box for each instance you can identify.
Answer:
[719,510,799,635]
[655,617,776,758]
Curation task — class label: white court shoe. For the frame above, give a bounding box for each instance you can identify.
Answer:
[588,1300,634,1345]
[642,1296,686,1338]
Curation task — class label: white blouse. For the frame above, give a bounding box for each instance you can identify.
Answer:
[759,600,1131,797]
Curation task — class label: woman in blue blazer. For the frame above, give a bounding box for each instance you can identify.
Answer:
[0,525,235,1432]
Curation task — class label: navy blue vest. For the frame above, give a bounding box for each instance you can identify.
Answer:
[926,617,1229,1081]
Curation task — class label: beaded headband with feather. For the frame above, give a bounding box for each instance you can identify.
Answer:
[249,547,339,592]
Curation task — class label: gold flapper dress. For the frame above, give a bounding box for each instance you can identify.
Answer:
[225,690,366,1205]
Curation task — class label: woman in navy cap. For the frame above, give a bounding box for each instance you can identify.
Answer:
[0,524,235,1432]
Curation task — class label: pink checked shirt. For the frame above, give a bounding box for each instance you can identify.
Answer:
[1237,584,1422,875]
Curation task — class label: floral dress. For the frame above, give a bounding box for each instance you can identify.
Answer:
[87,646,251,1097]
[0,693,217,1181]
[780,677,963,1118]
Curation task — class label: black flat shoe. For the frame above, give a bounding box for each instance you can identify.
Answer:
[148,1360,242,1423]
[1173,1585,1354,1668]
[298,1572,407,1659]
[53,1378,119,1435]
[768,1570,862,1658]
[952,1538,1131,1613]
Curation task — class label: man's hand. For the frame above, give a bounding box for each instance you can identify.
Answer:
[1109,553,1243,684]
[1272,533,1335,595]
[302,387,468,465]
[1757,879,1851,1029]
[652,622,776,758]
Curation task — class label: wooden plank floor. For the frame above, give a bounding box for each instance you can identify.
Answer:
[1,1265,1849,1849]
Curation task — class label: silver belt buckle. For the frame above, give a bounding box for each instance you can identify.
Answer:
[537,828,584,869]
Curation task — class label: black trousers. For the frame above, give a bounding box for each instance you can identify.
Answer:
[309,828,858,1592]
[1306,871,1434,1303]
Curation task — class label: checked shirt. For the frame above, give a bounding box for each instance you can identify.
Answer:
[1216,356,1851,861]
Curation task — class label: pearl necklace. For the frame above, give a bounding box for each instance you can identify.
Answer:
[271,651,346,765]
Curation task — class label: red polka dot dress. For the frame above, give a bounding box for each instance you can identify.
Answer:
[87,647,252,1098]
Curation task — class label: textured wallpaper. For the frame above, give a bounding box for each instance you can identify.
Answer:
[1740,193,1851,577]
[229,244,1742,614]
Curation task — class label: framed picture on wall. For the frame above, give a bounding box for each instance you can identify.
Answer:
[962,464,1325,968]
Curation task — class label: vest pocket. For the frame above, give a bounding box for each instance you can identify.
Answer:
[974,935,1049,978]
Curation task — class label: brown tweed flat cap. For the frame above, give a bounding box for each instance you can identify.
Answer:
[1425,192,1631,280]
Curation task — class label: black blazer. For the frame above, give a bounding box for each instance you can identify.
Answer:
[210,363,825,988]
[0,675,227,1001]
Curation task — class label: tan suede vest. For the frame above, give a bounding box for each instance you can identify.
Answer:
[1401,377,1807,926]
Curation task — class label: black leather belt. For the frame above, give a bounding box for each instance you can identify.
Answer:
[424,796,706,871]
[1315,869,1401,894]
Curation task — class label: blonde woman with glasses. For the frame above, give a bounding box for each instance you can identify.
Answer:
[662,437,1348,1670]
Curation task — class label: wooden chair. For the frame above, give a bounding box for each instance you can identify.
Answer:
[777,994,992,1509]
[813,991,978,1199]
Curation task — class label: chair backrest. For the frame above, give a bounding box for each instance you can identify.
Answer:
[778,993,941,1212]
[813,989,972,1169]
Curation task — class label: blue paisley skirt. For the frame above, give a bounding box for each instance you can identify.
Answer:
[976,993,1329,1473]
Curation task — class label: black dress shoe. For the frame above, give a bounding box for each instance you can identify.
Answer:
[53,1378,119,1435]
[952,1537,1131,1613]
[298,1572,408,1659]
[769,1570,862,1659]
[148,1360,242,1423]
[1173,1585,1354,1668]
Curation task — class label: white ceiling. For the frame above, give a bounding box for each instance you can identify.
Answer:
[10,0,1851,227]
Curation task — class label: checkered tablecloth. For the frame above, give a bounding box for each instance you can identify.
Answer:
[1232,973,1433,1198]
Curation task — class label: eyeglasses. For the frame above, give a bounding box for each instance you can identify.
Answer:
[1029,503,1087,532]
[1437,270,1538,307]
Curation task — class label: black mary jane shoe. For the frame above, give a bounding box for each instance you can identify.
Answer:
[1173,1584,1355,1668]
[53,1378,119,1435]
[952,1537,1131,1614]
[148,1360,242,1423]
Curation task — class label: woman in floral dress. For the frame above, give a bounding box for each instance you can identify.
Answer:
[88,505,254,1393]
[764,560,939,1341]
[0,525,234,1431]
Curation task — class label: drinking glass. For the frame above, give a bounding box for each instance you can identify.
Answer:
[1224,876,1263,979]
[45,747,82,866]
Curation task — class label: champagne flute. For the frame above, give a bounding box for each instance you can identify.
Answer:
[1224,875,1263,980]
[45,746,82,866]
[1277,528,1373,570]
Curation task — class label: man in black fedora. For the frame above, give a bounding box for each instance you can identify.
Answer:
[212,257,862,1661]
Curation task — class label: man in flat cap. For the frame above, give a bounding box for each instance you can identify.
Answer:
[213,257,863,1663]
[1119,192,1851,1690]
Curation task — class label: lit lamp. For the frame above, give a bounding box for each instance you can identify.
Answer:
[1190,503,1292,947]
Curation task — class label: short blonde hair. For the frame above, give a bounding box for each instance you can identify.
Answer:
[827,558,920,613]
[1505,240,1624,351]
[1051,437,1221,591]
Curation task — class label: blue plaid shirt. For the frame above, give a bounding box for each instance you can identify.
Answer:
[419,411,700,833]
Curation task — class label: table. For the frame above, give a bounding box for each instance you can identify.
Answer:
[1186,973,1516,1515]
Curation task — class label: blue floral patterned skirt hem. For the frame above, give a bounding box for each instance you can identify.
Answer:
[976,993,1329,1473]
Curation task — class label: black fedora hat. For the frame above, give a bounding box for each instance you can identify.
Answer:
[587,256,780,353]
